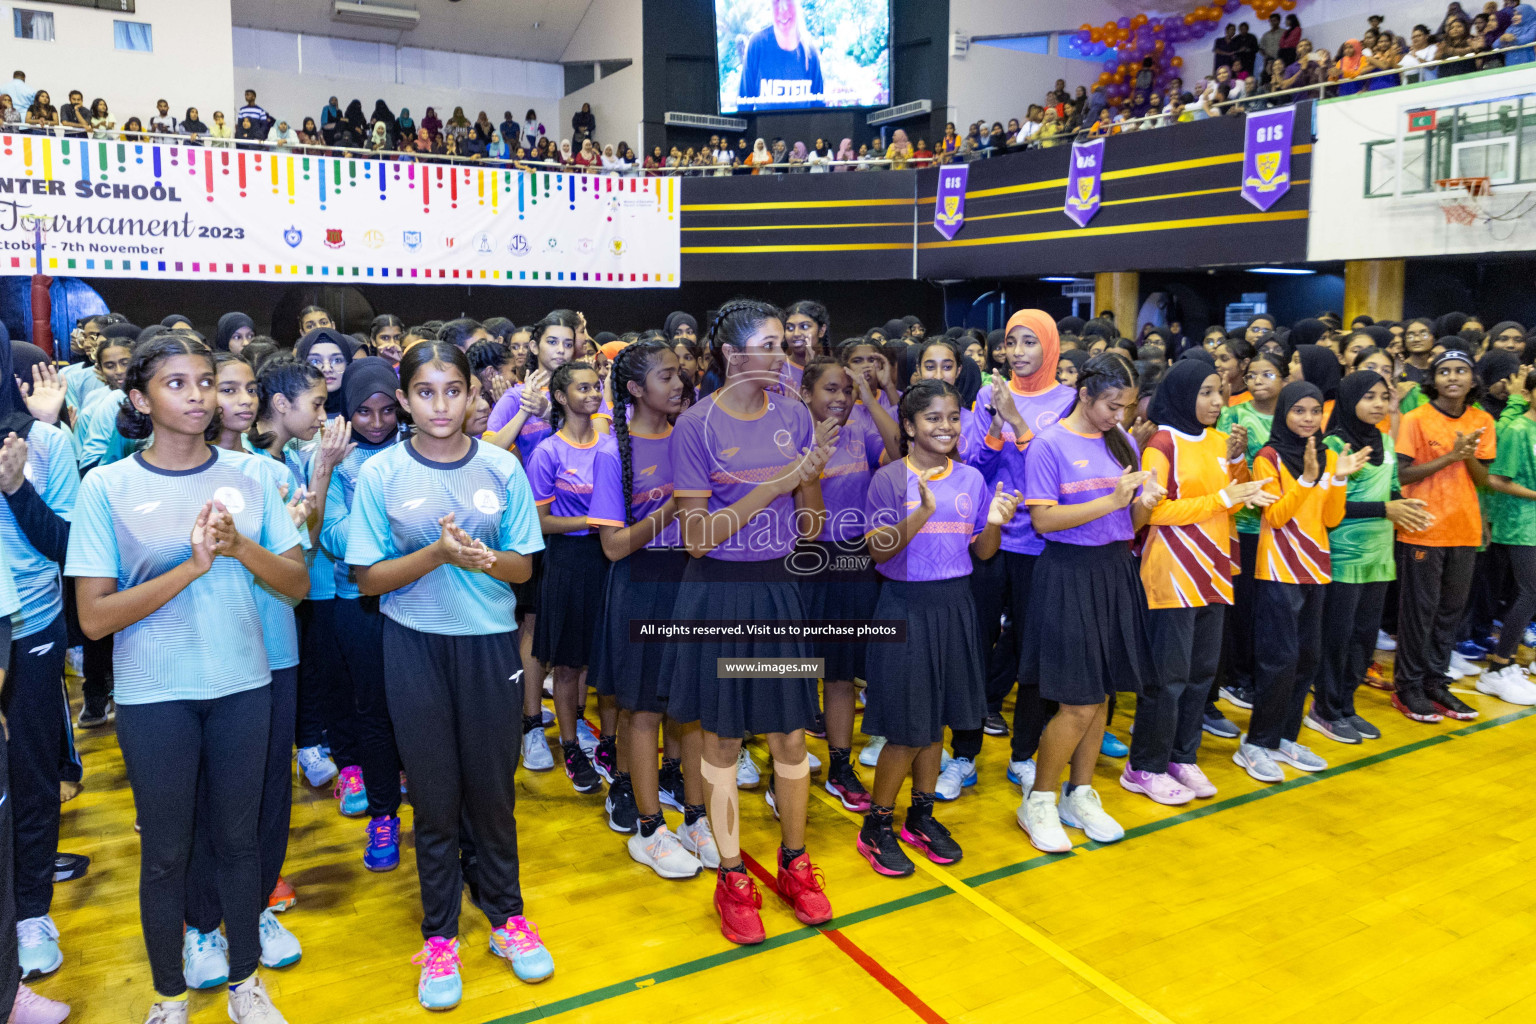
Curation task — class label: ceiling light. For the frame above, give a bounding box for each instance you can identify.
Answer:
[1247,267,1316,275]
[1040,276,1078,282]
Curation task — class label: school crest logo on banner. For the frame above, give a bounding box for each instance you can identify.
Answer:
[323,229,345,249]
[1242,106,1295,211]
[283,226,302,248]
[402,230,422,252]
[933,166,969,240]
[1065,139,1104,227]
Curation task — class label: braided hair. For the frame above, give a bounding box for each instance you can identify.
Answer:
[897,378,962,458]
[706,299,784,380]
[609,339,673,526]
[248,355,323,451]
[1067,353,1138,470]
[525,309,582,375]
[117,332,216,441]
[546,360,594,435]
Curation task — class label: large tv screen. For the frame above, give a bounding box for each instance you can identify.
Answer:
[715,0,890,114]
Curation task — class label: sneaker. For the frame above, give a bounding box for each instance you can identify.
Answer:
[364,815,401,872]
[1524,622,1536,648]
[64,647,82,677]
[658,760,686,811]
[227,975,288,1024]
[775,852,833,925]
[1392,687,1445,723]
[489,916,554,983]
[856,818,914,877]
[52,852,89,883]
[1099,732,1129,758]
[1118,768,1195,806]
[1364,662,1393,690]
[266,877,294,913]
[1006,758,1036,791]
[1477,665,1536,706]
[1274,739,1327,772]
[332,766,367,816]
[858,736,886,767]
[1232,740,1285,783]
[1058,785,1124,842]
[605,779,638,834]
[593,736,618,784]
[521,727,556,772]
[1454,638,1489,660]
[1303,709,1362,745]
[807,712,826,739]
[182,927,229,988]
[934,756,977,802]
[1016,790,1071,853]
[824,760,872,812]
[540,707,554,727]
[1449,650,1483,677]
[714,868,766,945]
[1348,714,1382,740]
[1445,664,1464,681]
[982,711,1009,736]
[297,745,338,788]
[679,817,721,869]
[9,983,69,1024]
[16,917,60,979]
[735,748,761,789]
[806,749,821,773]
[1167,761,1218,799]
[1376,629,1397,652]
[76,696,114,729]
[1201,709,1240,739]
[1219,685,1253,710]
[257,908,302,968]
[575,719,600,758]
[1425,683,1479,721]
[628,825,701,879]
[900,813,963,864]
[764,782,779,821]
[563,744,603,794]
[143,1001,189,1024]
[412,937,462,1011]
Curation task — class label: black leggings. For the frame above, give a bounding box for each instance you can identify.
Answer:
[336,597,401,819]
[118,686,270,997]
[296,599,356,764]
[1495,544,1536,662]
[4,615,67,923]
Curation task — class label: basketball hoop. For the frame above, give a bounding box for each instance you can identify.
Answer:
[1434,176,1492,225]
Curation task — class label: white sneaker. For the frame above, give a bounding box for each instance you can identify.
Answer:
[858,736,886,767]
[678,816,721,869]
[16,915,61,978]
[1008,759,1036,791]
[806,749,821,772]
[576,719,599,758]
[1058,785,1125,843]
[296,745,338,788]
[1017,790,1071,853]
[257,908,301,968]
[540,707,554,727]
[1233,738,1285,783]
[228,974,289,1024]
[1376,629,1397,652]
[735,748,760,789]
[1273,739,1327,772]
[182,927,229,989]
[627,825,702,879]
[521,727,556,771]
[1449,651,1483,677]
[144,1000,189,1024]
[1476,665,1536,706]
[934,756,976,801]
[1445,665,1464,681]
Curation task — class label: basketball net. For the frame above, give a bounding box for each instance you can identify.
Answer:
[1435,177,1491,226]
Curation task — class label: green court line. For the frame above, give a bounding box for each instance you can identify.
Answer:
[479,705,1536,1024]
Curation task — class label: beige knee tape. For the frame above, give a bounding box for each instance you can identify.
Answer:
[773,755,810,780]
[699,758,740,859]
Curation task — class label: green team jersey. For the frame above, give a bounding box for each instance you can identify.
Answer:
[1325,432,1398,583]
[1218,400,1273,535]
[1489,410,1536,547]
[1399,383,1428,415]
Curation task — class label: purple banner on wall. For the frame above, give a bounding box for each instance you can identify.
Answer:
[933,165,970,240]
[1064,139,1104,228]
[1241,105,1295,211]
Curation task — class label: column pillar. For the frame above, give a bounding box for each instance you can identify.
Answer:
[1344,259,1405,324]
[1093,272,1140,335]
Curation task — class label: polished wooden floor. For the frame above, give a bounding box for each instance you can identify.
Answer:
[39,660,1536,1024]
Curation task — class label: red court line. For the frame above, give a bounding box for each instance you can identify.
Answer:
[741,853,951,1024]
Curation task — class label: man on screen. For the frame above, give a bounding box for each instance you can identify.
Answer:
[738,0,824,110]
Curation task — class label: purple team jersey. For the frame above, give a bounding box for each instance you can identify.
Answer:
[1022,423,1140,546]
[527,431,617,538]
[672,391,815,561]
[587,428,681,548]
[972,380,1075,446]
[817,404,885,542]
[865,458,989,582]
[489,384,613,462]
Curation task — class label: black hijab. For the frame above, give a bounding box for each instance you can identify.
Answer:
[215,312,255,351]
[1149,358,1220,436]
[1057,348,1091,377]
[881,319,908,341]
[1326,370,1387,465]
[1476,349,1521,420]
[1266,380,1325,478]
[296,328,356,415]
[1295,343,1341,401]
[160,313,192,329]
[0,324,34,438]
[1360,324,1394,349]
[1435,311,1469,338]
[341,357,399,419]
[344,99,366,130]
[1290,318,1330,348]
[663,311,697,339]
[956,355,982,408]
[1177,347,1216,366]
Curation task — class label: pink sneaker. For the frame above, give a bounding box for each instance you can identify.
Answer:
[9,983,69,1024]
[1118,767,1195,806]
[1167,761,1218,799]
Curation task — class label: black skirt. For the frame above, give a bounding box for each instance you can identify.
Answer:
[862,577,985,748]
[657,556,818,738]
[512,550,544,619]
[797,541,881,682]
[591,548,687,713]
[1019,540,1152,706]
[533,533,608,668]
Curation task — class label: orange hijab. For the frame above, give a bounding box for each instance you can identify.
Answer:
[1340,39,1364,76]
[1004,309,1061,394]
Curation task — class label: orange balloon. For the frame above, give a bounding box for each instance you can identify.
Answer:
[1154,39,1166,52]
[1184,12,1198,24]
[1080,22,1093,32]
[1132,13,1147,26]
[1171,55,1184,68]
[1280,0,1295,7]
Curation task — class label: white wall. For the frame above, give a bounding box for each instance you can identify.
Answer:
[557,0,644,153]
[2,0,234,125]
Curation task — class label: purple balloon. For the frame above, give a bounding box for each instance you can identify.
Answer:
[1117,16,1131,29]
[1103,58,1118,71]
[1224,0,1240,11]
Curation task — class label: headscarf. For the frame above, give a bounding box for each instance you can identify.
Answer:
[296,327,357,414]
[1340,39,1365,76]
[1360,324,1394,349]
[1512,5,1536,48]
[0,324,33,437]
[1178,347,1217,366]
[664,311,697,339]
[835,138,855,168]
[1487,320,1526,343]
[881,319,908,340]
[215,312,254,351]
[160,313,192,328]
[1266,380,1326,478]
[753,138,769,159]
[1057,348,1092,378]
[372,99,394,126]
[791,141,807,161]
[136,324,168,344]
[344,99,365,128]
[341,357,399,420]
[1326,371,1388,465]
[1476,349,1521,419]
[957,355,982,408]
[1290,318,1330,347]
[1434,311,1469,337]
[1148,358,1219,436]
[1003,309,1061,393]
[559,138,573,161]
[601,339,626,362]
[1295,343,1342,401]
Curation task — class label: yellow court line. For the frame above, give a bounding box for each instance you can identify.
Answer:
[681,198,913,211]
[682,221,913,232]
[914,209,1308,250]
[681,242,913,254]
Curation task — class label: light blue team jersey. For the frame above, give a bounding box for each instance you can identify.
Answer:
[0,423,79,638]
[0,543,20,623]
[320,439,397,601]
[346,439,543,636]
[73,387,123,467]
[64,447,306,704]
[241,452,307,669]
[61,363,106,414]
[284,440,338,602]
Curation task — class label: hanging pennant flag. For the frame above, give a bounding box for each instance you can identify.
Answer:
[1241,105,1295,212]
[1065,138,1104,228]
[933,165,969,240]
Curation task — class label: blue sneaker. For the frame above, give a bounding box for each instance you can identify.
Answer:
[334,766,367,817]
[412,937,462,1011]
[1524,622,1536,648]
[1455,639,1489,660]
[364,814,401,872]
[1100,732,1129,758]
[489,916,554,983]
[16,916,61,979]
